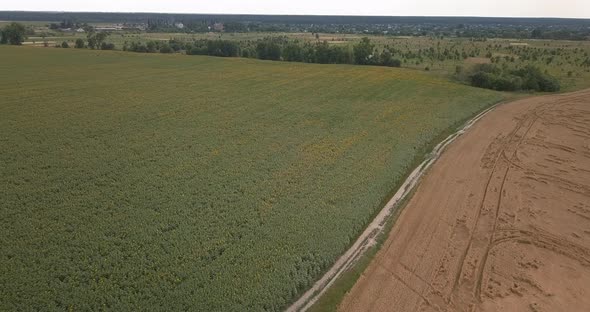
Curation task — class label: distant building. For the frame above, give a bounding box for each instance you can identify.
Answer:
[96,24,124,31]
[76,28,85,33]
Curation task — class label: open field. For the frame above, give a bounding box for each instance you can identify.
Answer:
[0,46,503,311]
[7,18,589,91]
[339,89,590,311]
[24,32,590,91]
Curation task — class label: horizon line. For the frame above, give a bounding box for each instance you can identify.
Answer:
[1,10,589,20]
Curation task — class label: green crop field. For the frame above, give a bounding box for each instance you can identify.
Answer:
[0,46,503,311]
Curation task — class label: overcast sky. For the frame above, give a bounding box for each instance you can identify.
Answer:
[2,0,589,18]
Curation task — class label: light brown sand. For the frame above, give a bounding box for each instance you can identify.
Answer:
[339,89,590,312]
[465,57,492,64]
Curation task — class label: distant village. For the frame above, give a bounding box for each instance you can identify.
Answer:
[48,20,227,33]
[51,22,148,32]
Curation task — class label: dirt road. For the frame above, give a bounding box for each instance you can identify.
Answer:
[339,89,590,312]
[288,96,500,312]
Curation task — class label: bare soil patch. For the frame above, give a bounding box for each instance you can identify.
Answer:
[339,89,590,312]
[466,57,492,64]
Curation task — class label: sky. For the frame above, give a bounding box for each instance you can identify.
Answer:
[1,0,589,19]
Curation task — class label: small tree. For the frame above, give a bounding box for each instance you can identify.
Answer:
[256,39,282,61]
[159,44,173,53]
[61,41,69,48]
[380,50,401,67]
[353,37,375,65]
[75,38,85,48]
[87,35,97,49]
[86,30,109,49]
[95,32,108,48]
[282,42,304,62]
[1,22,27,45]
[146,41,157,53]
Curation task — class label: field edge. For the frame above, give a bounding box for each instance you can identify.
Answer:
[295,95,514,312]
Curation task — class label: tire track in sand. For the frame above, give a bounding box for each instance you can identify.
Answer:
[339,89,590,312]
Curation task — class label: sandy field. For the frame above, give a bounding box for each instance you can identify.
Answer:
[339,89,590,312]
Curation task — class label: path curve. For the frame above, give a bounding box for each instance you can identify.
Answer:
[339,89,590,312]
[287,96,504,312]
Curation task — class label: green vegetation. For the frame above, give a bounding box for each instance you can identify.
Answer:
[306,92,500,311]
[86,30,112,50]
[75,38,85,48]
[0,46,503,311]
[466,64,560,92]
[101,33,590,91]
[1,14,588,311]
[4,19,589,90]
[126,37,400,68]
[0,22,27,45]
[308,187,412,312]
[32,33,590,90]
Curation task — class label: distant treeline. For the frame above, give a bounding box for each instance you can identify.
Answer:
[124,37,402,67]
[1,11,589,40]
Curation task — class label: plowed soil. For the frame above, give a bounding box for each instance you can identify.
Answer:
[339,89,590,312]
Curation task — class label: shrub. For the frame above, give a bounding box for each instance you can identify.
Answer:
[129,42,148,53]
[468,64,560,92]
[75,38,85,49]
[256,39,282,61]
[168,39,184,52]
[353,37,375,65]
[1,22,26,45]
[146,41,157,53]
[511,65,560,92]
[206,40,239,57]
[380,50,401,67]
[282,42,304,62]
[61,41,69,48]
[100,42,115,50]
[159,44,173,54]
